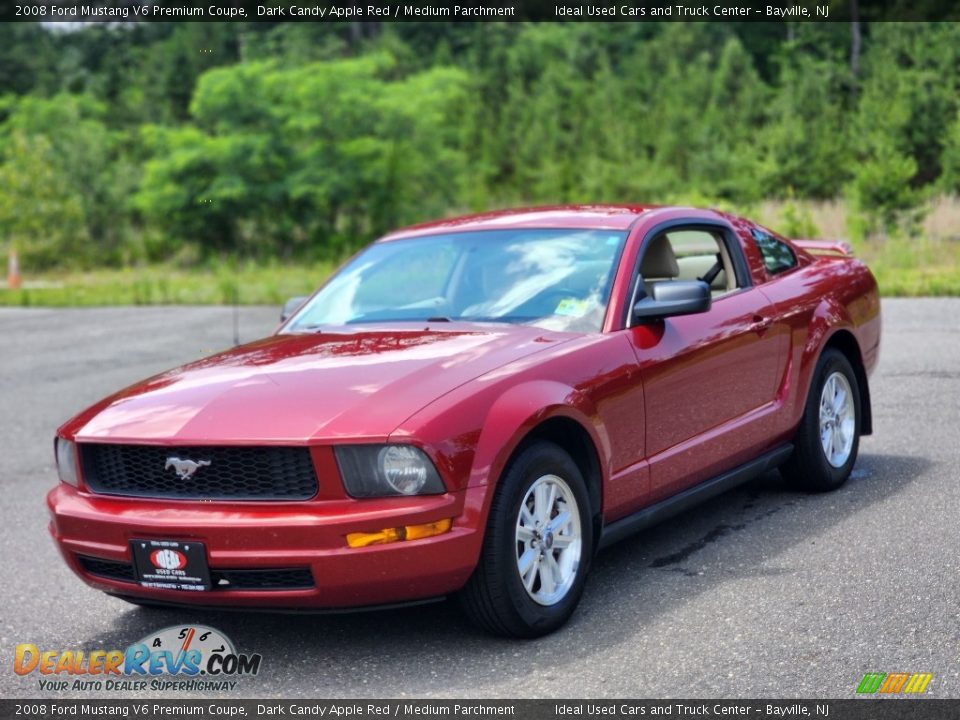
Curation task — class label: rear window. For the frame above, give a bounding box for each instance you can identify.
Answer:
[751,228,797,275]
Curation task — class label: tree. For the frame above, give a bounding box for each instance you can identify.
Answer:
[0,94,133,266]
[135,54,469,259]
[939,111,960,193]
[0,132,87,269]
[761,43,853,198]
[845,24,960,235]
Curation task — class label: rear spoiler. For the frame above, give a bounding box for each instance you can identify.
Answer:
[792,239,854,256]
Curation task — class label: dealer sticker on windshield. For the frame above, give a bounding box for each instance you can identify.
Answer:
[554,298,590,317]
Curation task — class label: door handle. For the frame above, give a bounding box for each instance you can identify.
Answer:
[751,315,772,333]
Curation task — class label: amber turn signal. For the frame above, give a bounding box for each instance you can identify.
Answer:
[346,518,453,548]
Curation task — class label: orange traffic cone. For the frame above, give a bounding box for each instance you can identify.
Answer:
[7,249,21,289]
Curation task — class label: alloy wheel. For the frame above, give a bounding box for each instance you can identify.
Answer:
[515,474,583,606]
[819,371,856,468]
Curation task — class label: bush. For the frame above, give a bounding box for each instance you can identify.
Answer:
[847,146,926,238]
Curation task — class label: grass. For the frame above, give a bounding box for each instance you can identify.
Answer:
[757,197,960,297]
[855,237,960,296]
[2,199,959,306]
[0,261,338,307]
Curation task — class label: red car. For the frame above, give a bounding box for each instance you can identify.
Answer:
[49,205,881,637]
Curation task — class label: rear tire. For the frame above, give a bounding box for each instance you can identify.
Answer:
[781,348,861,492]
[459,441,593,638]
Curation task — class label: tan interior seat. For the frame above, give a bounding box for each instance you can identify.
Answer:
[676,255,734,296]
[639,235,680,295]
[677,256,723,287]
[670,232,738,297]
[715,239,737,292]
[640,231,739,299]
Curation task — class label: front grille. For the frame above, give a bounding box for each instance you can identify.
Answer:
[80,444,318,500]
[78,556,136,582]
[77,555,314,591]
[212,568,314,590]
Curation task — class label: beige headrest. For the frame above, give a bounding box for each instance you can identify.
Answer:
[640,235,679,278]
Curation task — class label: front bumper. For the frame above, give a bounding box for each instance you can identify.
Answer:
[47,483,486,609]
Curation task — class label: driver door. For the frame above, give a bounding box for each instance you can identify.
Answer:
[625,226,783,503]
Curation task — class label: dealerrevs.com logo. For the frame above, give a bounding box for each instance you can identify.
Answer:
[14,625,261,692]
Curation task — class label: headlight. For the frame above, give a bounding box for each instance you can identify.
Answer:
[334,445,446,498]
[55,438,79,487]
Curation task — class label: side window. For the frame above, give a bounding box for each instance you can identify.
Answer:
[750,228,797,276]
[667,229,744,292]
[638,228,743,297]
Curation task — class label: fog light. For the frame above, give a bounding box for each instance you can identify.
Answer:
[346,528,402,548]
[346,518,453,548]
[404,518,452,540]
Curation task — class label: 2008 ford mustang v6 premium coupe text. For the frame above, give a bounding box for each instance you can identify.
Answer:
[49,205,880,637]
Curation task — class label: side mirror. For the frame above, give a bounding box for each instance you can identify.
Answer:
[280,296,308,322]
[632,281,711,323]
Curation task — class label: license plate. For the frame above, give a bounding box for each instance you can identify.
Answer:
[131,539,211,591]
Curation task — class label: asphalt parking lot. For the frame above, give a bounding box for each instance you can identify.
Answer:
[2,299,958,699]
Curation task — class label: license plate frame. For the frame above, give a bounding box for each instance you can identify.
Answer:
[130,539,211,592]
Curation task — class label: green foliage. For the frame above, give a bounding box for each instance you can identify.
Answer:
[3,21,960,270]
[0,131,87,268]
[0,259,339,307]
[0,94,134,268]
[847,146,925,238]
[940,111,960,193]
[779,195,821,239]
[134,55,468,260]
[759,43,853,198]
[844,24,960,237]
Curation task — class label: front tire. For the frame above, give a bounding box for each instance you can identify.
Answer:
[781,348,861,492]
[460,441,593,638]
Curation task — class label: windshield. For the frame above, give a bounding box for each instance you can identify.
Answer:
[287,229,627,333]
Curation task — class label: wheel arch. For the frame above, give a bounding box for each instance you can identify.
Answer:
[514,416,605,547]
[822,328,873,436]
[459,405,603,637]
[472,381,609,547]
[797,297,873,438]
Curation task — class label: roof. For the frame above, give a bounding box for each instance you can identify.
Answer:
[381,204,662,240]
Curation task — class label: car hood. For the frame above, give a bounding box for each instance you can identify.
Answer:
[66,325,572,444]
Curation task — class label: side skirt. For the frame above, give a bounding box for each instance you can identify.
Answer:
[597,444,793,551]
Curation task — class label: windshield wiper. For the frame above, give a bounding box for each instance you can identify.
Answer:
[294,317,453,330]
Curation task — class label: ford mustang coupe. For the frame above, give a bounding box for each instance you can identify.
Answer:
[48,205,881,637]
